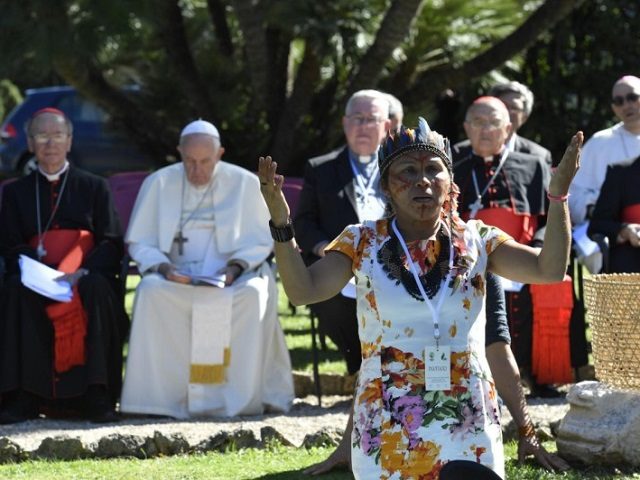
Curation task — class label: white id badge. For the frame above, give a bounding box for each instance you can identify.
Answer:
[425,345,451,391]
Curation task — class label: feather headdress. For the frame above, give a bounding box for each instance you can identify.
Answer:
[378,117,452,177]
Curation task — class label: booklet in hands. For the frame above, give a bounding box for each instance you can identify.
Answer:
[179,271,227,288]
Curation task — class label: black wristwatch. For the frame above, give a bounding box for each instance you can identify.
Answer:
[269,219,295,242]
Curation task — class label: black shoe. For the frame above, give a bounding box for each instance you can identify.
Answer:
[528,383,564,399]
[85,385,119,423]
[0,390,40,424]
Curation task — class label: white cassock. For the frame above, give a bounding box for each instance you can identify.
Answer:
[120,162,294,418]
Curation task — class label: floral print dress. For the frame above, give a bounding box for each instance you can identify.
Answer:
[326,218,511,479]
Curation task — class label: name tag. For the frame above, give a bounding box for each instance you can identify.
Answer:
[425,345,451,391]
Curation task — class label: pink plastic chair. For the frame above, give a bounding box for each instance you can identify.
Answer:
[107,171,149,302]
[281,176,304,218]
[107,171,149,233]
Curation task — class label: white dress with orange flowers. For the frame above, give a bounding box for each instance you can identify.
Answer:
[326,218,511,479]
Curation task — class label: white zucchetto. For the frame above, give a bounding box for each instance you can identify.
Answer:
[180,119,220,139]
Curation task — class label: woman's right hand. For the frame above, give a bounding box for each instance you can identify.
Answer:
[258,155,291,226]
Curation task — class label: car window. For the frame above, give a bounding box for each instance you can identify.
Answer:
[57,95,108,123]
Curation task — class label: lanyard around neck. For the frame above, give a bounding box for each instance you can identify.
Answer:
[471,148,509,204]
[349,156,379,205]
[391,218,454,345]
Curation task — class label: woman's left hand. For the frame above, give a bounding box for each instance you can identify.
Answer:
[518,435,570,472]
[548,131,583,196]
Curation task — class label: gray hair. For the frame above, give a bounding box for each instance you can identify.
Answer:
[345,89,390,118]
[24,111,74,136]
[386,93,404,121]
[488,81,534,117]
[179,133,221,149]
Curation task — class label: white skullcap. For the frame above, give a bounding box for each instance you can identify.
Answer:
[180,119,220,139]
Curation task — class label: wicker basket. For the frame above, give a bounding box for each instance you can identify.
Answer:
[583,273,640,391]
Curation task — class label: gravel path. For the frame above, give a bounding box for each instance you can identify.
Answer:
[1,395,569,453]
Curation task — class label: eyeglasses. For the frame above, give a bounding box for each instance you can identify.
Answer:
[466,118,505,130]
[346,115,383,127]
[31,133,69,145]
[611,93,640,106]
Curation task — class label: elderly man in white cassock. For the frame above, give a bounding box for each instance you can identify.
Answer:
[120,120,294,418]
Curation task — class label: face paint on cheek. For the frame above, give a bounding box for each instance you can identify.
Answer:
[388,175,412,195]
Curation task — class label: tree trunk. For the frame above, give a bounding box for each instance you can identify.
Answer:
[403,0,587,106]
[206,0,234,57]
[230,0,269,111]
[269,43,323,173]
[155,0,216,117]
[37,0,174,162]
[346,0,425,98]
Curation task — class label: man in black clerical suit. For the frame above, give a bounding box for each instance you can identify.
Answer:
[589,155,640,272]
[294,90,391,374]
[0,108,128,424]
[453,96,558,397]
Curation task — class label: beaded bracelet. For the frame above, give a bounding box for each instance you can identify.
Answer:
[547,192,570,202]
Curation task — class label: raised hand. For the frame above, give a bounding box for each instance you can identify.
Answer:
[549,132,583,196]
[258,155,290,226]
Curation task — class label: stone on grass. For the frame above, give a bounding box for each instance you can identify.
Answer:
[195,429,260,453]
[293,372,314,397]
[33,436,87,460]
[0,437,23,464]
[301,428,341,449]
[95,433,147,459]
[260,426,294,447]
[140,431,189,457]
[556,381,640,466]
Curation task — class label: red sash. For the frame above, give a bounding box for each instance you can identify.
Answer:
[529,278,574,384]
[463,207,537,244]
[622,203,640,224]
[29,230,95,373]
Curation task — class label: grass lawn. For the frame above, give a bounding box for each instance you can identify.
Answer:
[25,274,627,479]
[1,443,639,479]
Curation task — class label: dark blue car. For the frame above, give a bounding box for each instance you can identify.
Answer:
[0,86,156,176]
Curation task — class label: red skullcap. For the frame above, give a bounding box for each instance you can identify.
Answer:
[32,107,66,119]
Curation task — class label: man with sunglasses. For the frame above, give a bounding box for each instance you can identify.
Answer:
[569,75,640,226]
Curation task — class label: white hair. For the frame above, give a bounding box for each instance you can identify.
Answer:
[345,89,390,118]
[385,93,404,121]
[489,81,534,117]
[179,133,221,149]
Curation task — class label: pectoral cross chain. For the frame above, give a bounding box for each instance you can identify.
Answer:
[174,230,189,255]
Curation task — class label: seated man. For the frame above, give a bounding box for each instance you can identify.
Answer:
[120,120,294,418]
[589,155,640,273]
[0,108,128,424]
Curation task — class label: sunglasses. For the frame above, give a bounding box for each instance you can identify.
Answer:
[611,92,640,106]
